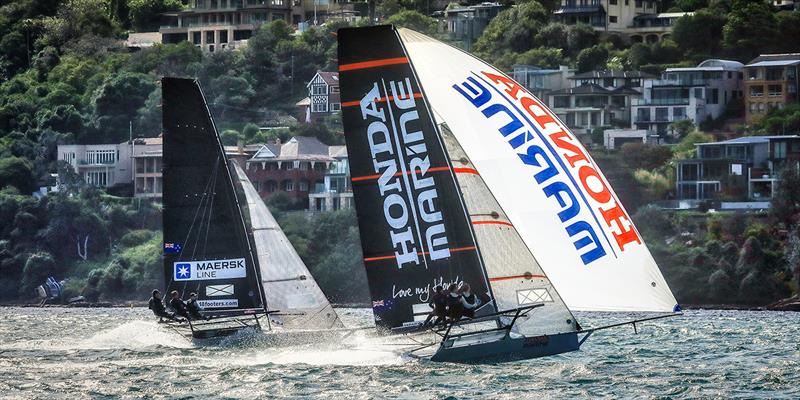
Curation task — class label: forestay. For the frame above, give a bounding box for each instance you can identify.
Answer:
[398,28,679,312]
[232,162,343,329]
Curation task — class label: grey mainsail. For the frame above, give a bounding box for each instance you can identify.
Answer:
[232,162,343,330]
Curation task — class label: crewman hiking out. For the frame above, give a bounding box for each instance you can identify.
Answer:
[459,283,481,319]
[446,283,465,321]
[423,285,448,326]
[169,290,190,321]
[148,289,181,322]
[186,292,210,321]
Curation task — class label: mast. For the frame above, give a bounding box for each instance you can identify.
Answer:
[338,26,497,331]
[162,77,268,316]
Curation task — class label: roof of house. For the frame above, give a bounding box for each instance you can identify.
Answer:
[248,136,334,162]
[746,53,800,67]
[312,71,339,86]
[296,97,310,106]
[569,70,655,80]
[696,135,800,146]
[124,32,161,48]
[328,145,347,158]
[696,59,744,70]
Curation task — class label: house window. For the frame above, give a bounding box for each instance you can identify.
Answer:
[553,96,570,108]
[610,0,617,4]
[673,107,686,119]
[609,16,617,23]
[311,102,327,113]
[768,85,782,96]
[603,78,614,87]
[312,85,326,95]
[694,88,703,98]
[635,0,642,6]
[283,180,294,191]
[774,142,787,159]
[766,68,783,81]
[708,88,719,105]
[749,86,764,97]
[749,102,757,112]
[330,86,339,93]
[330,103,341,111]
[299,180,309,192]
[299,162,308,171]
[656,107,668,121]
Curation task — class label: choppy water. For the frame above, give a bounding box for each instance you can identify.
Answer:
[0,307,797,399]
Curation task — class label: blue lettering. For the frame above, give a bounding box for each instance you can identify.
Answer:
[543,181,580,223]
[566,221,606,264]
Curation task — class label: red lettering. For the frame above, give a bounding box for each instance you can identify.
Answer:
[578,165,611,204]
[482,71,523,100]
[550,130,588,167]
[599,203,641,250]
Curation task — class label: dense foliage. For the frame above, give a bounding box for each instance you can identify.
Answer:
[1,0,799,306]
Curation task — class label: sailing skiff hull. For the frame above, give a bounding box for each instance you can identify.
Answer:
[418,332,580,363]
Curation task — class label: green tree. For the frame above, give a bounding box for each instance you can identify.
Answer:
[20,251,58,297]
[473,1,550,62]
[220,129,243,146]
[385,10,437,35]
[515,47,564,69]
[575,45,608,72]
[0,157,37,194]
[668,119,695,138]
[620,142,673,170]
[672,10,726,57]
[771,166,800,226]
[91,71,156,143]
[128,0,183,32]
[723,0,777,61]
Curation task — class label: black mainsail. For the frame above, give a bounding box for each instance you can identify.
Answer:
[162,77,266,315]
[337,26,496,331]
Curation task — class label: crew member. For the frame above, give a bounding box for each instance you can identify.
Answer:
[446,283,464,321]
[186,292,209,321]
[169,290,190,321]
[423,285,448,326]
[148,289,179,322]
[459,283,481,319]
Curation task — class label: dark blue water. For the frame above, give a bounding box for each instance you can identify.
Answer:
[0,307,797,399]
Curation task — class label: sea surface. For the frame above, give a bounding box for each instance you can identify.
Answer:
[0,307,797,399]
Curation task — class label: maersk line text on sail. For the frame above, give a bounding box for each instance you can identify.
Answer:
[454,72,641,265]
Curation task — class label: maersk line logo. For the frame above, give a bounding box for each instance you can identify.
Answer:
[173,258,247,281]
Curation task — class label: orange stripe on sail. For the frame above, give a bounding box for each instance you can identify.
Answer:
[339,57,409,72]
[489,274,546,282]
[341,92,423,108]
[351,166,452,182]
[364,246,477,263]
[453,167,479,175]
[472,220,514,227]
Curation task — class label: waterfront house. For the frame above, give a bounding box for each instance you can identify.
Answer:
[675,135,800,202]
[743,53,800,124]
[548,70,652,140]
[308,145,354,211]
[297,71,341,123]
[444,2,504,50]
[632,59,744,136]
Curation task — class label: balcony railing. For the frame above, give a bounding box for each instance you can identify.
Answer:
[632,98,690,106]
[78,160,115,166]
[651,78,710,87]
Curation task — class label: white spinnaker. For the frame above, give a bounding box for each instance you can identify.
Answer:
[399,28,678,312]
[440,123,578,335]
[233,162,343,329]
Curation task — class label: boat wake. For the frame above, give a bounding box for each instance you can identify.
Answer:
[0,320,192,351]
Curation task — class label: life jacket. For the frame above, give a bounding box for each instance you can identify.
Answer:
[462,292,478,309]
[447,293,464,318]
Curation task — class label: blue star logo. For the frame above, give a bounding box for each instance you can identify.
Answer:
[175,263,191,280]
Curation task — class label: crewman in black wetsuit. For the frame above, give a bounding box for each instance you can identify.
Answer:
[185,292,210,321]
[446,283,464,321]
[169,290,190,321]
[148,289,180,322]
[459,283,481,319]
[423,285,448,326]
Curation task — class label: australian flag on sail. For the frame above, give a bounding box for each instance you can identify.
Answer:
[164,243,182,254]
